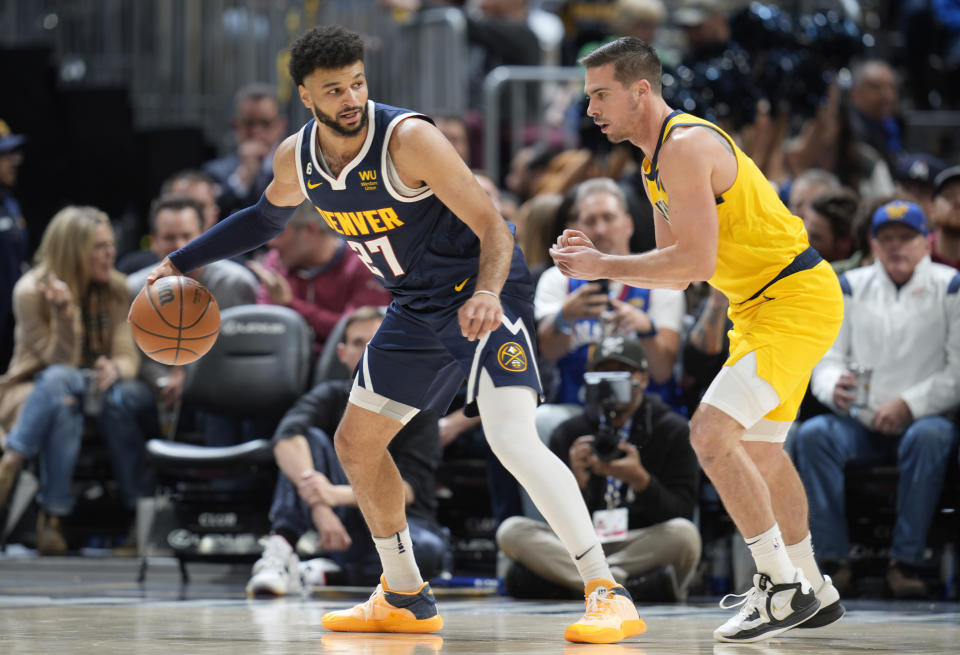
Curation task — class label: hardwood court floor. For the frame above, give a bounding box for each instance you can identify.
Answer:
[1,555,958,654]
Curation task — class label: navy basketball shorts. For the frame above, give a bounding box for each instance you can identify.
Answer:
[349,293,543,423]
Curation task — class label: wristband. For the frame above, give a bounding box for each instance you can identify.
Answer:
[553,311,573,335]
[637,319,658,338]
[473,289,499,300]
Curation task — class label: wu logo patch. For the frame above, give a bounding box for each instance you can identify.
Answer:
[359,169,379,191]
[497,342,527,372]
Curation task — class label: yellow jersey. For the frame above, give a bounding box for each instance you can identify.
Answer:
[642,110,811,305]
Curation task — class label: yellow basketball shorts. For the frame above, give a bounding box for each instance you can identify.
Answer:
[723,260,844,424]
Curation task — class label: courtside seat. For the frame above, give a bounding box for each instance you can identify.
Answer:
[141,305,312,583]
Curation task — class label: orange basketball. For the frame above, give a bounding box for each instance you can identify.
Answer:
[129,276,220,365]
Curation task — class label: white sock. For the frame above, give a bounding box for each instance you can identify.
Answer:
[786,533,824,589]
[745,523,796,584]
[373,526,423,592]
[476,372,613,587]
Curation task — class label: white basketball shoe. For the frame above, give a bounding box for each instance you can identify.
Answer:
[714,569,820,642]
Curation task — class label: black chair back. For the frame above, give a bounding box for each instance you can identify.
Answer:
[183,304,312,420]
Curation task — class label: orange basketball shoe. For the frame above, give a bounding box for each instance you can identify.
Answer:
[321,576,443,634]
[564,578,646,644]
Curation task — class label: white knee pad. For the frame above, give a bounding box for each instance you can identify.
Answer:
[701,351,781,430]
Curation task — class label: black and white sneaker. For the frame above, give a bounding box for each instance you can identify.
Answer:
[795,574,845,629]
[713,569,820,643]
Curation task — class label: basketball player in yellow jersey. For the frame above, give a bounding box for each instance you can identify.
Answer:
[551,37,845,643]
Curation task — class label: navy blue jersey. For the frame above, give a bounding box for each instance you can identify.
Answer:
[294,101,532,311]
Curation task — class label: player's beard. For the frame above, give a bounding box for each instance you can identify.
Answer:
[313,103,368,137]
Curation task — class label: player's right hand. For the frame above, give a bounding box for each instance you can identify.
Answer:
[145,257,182,286]
[131,258,183,324]
[458,291,503,341]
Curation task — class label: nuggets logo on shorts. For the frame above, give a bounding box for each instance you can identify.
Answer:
[497,342,527,372]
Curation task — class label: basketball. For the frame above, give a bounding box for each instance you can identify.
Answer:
[130,276,220,365]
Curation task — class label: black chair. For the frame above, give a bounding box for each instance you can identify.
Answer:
[312,313,352,385]
[141,304,312,583]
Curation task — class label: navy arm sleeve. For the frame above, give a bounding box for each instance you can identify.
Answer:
[168,194,297,273]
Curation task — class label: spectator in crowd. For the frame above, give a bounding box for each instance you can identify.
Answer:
[930,165,960,270]
[515,192,565,284]
[126,195,258,440]
[0,206,154,554]
[784,81,895,201]
[246,201,391,359]
[246,306,449,594]
[804,187,859,263]
[832,193,895,275]
[0,119,28,373]
[793,200,960,599]
[788,168,840,222]
[612,0,666,47]
[535,178,685,431]
[556,0,619,65]
[434,113,472,166]
[204,83,288,219]
[380,0,542,114]
[849,59,904,168]
[162,169,222,233]
[498,335,700,601]
[893,153,945,220]
[674,0,730,52]
[117,170,225,275]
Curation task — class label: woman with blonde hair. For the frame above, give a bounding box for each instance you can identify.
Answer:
[0,206,153,554]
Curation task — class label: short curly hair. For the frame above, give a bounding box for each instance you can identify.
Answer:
[289,25,365,87]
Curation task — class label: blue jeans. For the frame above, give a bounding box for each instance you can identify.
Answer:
[6,364,156,514]
[270,427,450,584]
[793,412,959,565]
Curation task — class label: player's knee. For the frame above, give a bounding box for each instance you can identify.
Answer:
[688,418,726,464]
[689,406,745,465]
[332,428,359,468]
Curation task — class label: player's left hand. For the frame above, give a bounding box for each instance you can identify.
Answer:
[550,229,605,280]
[459,291,503,341]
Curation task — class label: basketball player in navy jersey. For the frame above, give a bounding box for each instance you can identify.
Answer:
[141,25,642,643]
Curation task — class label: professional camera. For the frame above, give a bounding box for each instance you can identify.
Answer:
[583,371,634,461]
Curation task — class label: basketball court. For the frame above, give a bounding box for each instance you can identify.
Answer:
[1,555,957,654]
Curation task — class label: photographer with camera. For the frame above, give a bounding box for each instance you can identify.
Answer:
[497,335,701,602]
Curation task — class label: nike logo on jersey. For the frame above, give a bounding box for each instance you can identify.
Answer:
[307,180,323,189]
[454,277,471,292]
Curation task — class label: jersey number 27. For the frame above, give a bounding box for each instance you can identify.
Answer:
[347,237,405,278]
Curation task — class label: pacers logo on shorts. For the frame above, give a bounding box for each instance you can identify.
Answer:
[497,342,527,372]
